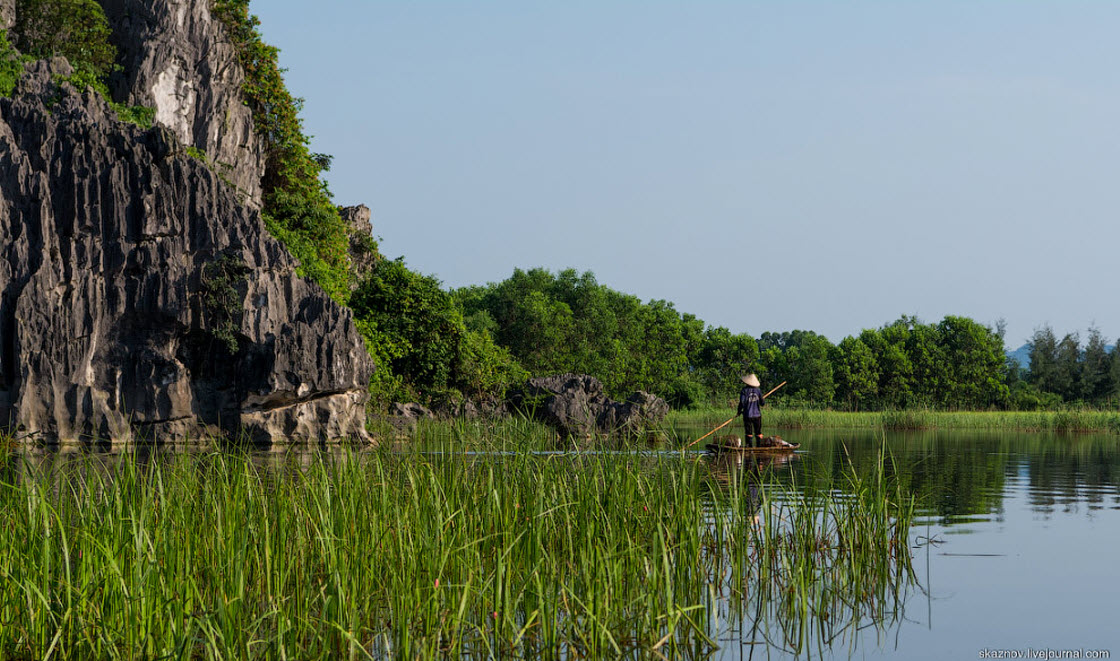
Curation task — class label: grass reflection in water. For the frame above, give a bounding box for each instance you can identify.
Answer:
[0,437,920,659]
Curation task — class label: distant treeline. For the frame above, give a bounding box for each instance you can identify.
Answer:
[340,266,1013,410]
[337,263,1120,412]
[453,268,1015,410]
[1013,326,1120,409]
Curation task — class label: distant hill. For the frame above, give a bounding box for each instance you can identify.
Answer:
[1006,344,1032,369]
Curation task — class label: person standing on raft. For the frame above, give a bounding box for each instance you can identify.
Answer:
[736,374,765,448]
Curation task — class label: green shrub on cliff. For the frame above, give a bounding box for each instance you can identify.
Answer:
[8,0,153,127]
[351,259,527,407]
[12,0,115,81]
[211,0,352,303]
[0,30,22,97]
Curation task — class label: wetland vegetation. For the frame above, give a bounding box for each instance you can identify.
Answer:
[668,408,1120,435]
[0,433,920,660]
[7,425,1118,659]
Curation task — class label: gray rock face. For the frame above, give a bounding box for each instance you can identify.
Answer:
[509,374,669,438]
[598,390,671,433]
[340,204,377,286]
[98,0,265,207]
[0,71,373,445]
[428,395,507,420]
[389,402,434,420]
[1,0,14,30]
[382,402,434,435]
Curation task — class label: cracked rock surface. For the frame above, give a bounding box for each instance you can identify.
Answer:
[100,0,266,208]
[0,71,373,446]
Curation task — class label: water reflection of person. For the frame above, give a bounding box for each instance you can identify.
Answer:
[706,452,796,526]
[736,374,765,447]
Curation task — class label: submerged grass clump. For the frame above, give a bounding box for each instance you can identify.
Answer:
[0,446,919,659]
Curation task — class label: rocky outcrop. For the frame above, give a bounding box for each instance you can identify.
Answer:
[390,402,434,419]
[429,395,507,420]
[508,374,669,438]
[379,402,433,435]
[98,0,265,207]
[341,204,377,286]
[1,0,14,31]
[0,69,373,445]
[598,390,671,433]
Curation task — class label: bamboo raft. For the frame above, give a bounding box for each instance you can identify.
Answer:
[704,439,800,454]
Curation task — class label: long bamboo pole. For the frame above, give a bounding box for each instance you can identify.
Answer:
[685,417,735,449]
[763,381,787,399]
[685,381,787,450]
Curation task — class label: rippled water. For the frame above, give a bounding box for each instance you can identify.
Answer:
[693,428,1120,659]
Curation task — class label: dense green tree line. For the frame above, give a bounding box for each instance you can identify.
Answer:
[1018,326,1120,408]
[451,271,1016,411]
[350,259,526,407]
[369,264,1120,414]
[453,269,759,408]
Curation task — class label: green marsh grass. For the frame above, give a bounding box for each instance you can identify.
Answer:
[1,443,919,659]
[669,408,1120,434]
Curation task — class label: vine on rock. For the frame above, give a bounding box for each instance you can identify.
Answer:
[210,0,352,303]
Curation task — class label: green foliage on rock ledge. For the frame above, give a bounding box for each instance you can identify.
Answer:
[211,0,352,303]
[12,0,114,80]
[351,259,527,408]
[7,0,153,126]
[0,30,23,97]
[201,253,250,354]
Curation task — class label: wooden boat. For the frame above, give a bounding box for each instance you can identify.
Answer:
[704,437,800,454]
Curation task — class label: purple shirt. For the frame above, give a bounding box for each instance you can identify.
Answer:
[738,386,765,418]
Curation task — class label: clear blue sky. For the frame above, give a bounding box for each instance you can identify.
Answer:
[250,2,1119,350]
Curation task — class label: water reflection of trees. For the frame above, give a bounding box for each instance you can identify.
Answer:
[1021,437,1120,515]
[756,431,1120,524]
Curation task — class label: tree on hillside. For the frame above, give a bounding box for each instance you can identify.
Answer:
[13,0,116,81]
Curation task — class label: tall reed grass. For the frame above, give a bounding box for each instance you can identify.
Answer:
[669,408,1120,434]
[0,446,918,659]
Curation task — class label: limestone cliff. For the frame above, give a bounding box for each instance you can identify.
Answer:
[99,0,265,207]
[0,62,373,446]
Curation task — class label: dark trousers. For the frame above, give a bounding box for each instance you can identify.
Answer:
[743,417,762,445]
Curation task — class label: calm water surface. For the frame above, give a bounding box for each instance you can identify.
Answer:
[697,428,1120,660]
[9,429,1119,659]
